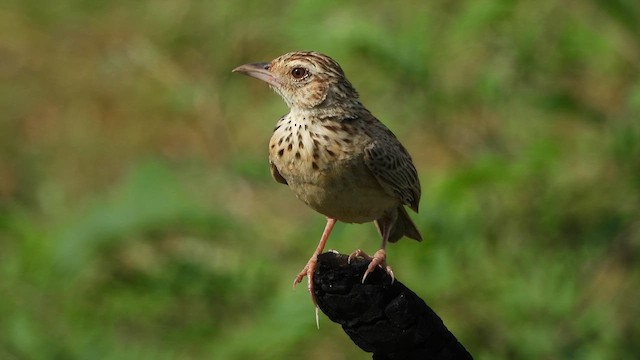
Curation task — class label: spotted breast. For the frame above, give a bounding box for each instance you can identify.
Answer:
[268,112,399,224]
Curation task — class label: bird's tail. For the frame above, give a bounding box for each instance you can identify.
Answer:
[376,206,423,243]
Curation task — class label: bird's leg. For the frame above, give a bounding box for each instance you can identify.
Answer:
[348,225,395,284]
[294,217,337,328]
[293,217,337,296]
[364,236,394,283]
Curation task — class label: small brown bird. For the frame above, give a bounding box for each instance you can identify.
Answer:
[233,51,422,300]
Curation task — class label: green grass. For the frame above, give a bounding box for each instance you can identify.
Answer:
[1,0,639,358]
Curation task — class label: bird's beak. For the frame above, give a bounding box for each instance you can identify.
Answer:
[232,62,278,87]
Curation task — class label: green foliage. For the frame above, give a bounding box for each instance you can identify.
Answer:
[1,0,639,358]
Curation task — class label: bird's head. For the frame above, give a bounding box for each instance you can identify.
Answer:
[233,51,359,111]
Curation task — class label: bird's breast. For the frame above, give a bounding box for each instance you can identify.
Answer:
[268,115,398,222]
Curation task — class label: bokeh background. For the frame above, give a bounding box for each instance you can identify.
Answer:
[1,0,639,359]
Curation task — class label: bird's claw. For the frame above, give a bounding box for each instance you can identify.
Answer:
[348,248,394,284]
[348,248,365,264]
[293,256,322,327]
[293,255,319,303]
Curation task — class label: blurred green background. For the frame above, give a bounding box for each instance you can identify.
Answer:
[1,0,639,359]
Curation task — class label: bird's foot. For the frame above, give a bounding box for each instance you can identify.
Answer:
[348,248,394,284]
[293,255,321,328]
[293,255,317,295]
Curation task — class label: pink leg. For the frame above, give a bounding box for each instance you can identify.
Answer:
[293,218,337,298]
[348,224,394,283]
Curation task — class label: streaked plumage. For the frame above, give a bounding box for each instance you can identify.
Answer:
[233,51,422,308]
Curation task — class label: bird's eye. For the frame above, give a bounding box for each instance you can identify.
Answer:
[291,67,308,79]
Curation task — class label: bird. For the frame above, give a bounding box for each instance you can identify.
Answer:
[233,51,422,304]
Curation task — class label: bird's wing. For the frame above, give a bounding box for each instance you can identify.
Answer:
[364,139,421,212]
[269,161,288,185]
